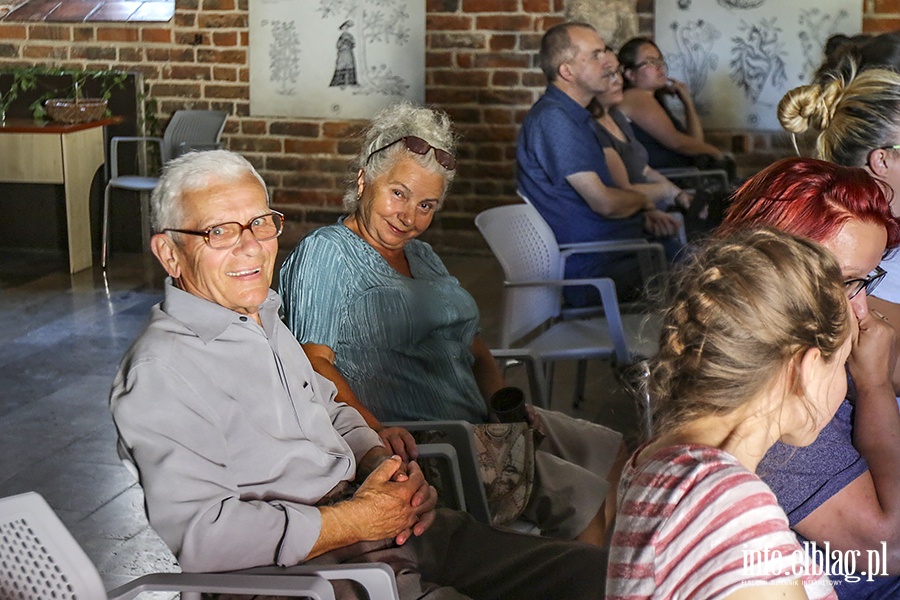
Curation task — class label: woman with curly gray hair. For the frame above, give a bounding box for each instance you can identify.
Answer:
[279,101,625,545]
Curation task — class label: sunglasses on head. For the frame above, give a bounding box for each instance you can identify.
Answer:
[365,136,457,170]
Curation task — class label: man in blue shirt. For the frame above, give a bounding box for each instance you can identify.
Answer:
[517,22,681,306]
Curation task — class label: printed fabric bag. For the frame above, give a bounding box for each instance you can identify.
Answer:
[414,423,536,526]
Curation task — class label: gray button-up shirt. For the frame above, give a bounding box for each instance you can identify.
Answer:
[111,279,383,572]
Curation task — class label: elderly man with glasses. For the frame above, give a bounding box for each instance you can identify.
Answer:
[517,22,683,307]
[110,149,607,600]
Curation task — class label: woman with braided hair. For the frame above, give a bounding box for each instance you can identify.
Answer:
[607,227,850,599]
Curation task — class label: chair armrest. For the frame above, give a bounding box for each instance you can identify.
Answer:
[109,136,164,179]
[503,277,632,364]
[417,442,466,510]
[109,563,400,599]
[489,348,549,409]
[384,420,491,525]
[558,240,667,289]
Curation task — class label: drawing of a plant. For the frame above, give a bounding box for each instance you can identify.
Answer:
[669,20,720,98]
[730,18,787,102]
[318,0,411,95]
[267,20,301,95]
[798,8,849,81]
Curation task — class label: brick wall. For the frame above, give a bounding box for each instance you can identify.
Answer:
[0,0,894,252]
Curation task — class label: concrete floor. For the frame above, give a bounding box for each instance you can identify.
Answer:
[0,245,641,595]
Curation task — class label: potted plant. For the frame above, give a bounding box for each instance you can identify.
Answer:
[0,67,128,123]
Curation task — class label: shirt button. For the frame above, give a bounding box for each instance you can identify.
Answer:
[239,316,248,322]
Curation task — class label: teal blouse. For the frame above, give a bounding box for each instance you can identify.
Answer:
[278,221,488,423]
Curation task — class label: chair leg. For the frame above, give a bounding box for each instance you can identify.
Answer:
[573,360,587,408]
[102,184,112,269]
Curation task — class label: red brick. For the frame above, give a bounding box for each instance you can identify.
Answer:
[213,31,238,46]
[522,0,551,11]
[484,107,516,124]
[118,47,143,62]
[152,82,201,96]
[270,121,321,137]
[71,27,94,41]
[476,15,533,31]
[522,71,545,87]
[322,121,364,138]
[284,139,337,154]
[425,88,475,104]
[205,83,247,99]
[473,53,530,68]
[71,46,116,61]
[635,0,653,12]
[198,14,247,29]
[445,107,480,123]
[176,0,199,10]
[864,17,900,32]
[176,31,205,45]
[427,0,461,11]
[426,50,454,68]
[0,24,26,39]
[169,65,211,80]
[241,119,267,135]
[433,70,490,86]
[282,173,336,189]
[142,28,172,43]
[492,70,519,86]
[455,52,474,68]
[230,137,283,153]
[462,0,519,12]
[22,45,68,60]
[147,47,195,62]
[28,25,70,41]
[427,15,473,30]
[489,34,516,50]
[98,28,139,42]
[203,0,236,9]
[174,13,197,27]
[430,32,486,49]
[197,48,246,64]
[213,65,238,81]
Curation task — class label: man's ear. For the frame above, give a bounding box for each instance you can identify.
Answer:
[558,61,574,83]
[150,233,182,279]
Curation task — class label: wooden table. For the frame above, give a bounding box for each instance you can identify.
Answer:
[0,117,120,273]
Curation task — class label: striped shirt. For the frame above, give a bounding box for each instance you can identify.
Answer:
[607,444,837,600]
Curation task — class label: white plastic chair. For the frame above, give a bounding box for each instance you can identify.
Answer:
[0,491,399,600]
[102,109,228,268]
[475,201,660,411]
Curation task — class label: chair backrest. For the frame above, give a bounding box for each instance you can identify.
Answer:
[475,202,567,347]
[162,110,228,162]
[0,492,108,600]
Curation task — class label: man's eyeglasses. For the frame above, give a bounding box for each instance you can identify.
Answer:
[365,136,457,170]
[633,57,667,70]
[164,211,284,249]
[844,266,887,300]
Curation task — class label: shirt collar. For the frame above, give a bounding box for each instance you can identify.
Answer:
[545,85,593,123]
[161,277,281,343]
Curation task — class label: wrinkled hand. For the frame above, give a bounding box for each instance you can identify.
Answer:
[378,426,418,462]
[643,209,681,238]
[848,309,896,394]
[350,456,430,542]
[393,460,438,545]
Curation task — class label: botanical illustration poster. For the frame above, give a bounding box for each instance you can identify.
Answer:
[655,0,861,130]
[249,0,425,120]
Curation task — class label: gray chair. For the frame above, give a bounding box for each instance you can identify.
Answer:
[0,491,399,600]
[475,200,660,418]
[102,109,228,268]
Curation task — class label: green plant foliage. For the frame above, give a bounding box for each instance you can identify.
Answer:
[0,67,128,120]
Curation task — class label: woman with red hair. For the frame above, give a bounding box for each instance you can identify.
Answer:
[717,157,900,597]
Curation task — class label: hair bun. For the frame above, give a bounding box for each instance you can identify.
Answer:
[778,81,843,134]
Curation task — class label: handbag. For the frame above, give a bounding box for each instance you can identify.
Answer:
[413,422,536,526]
[471,422,536,526]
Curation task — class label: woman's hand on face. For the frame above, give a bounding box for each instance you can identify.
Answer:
[848,309,897,392]
[378,426,419,462]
